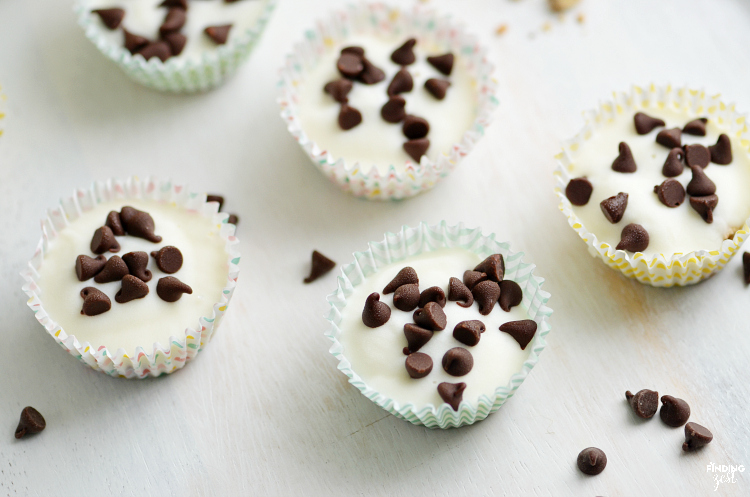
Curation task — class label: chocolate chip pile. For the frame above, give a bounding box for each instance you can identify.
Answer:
[565,112,734,253]
[76,206,192,316]
[91,0,247,62]
[323,38,455,162]
[360,254,538,412]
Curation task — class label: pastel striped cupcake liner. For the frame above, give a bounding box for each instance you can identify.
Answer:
[21,177,240,379]
[325,221,552,428]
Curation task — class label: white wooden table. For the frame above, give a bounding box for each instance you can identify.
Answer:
[1,0,749,495]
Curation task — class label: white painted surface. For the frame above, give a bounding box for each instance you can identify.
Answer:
[1,0,749,495]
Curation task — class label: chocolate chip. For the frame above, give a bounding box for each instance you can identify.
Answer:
[14,407,46,440]
[405,352,433,379]
[206,195,225,211]
[427,53,454,76]
[402,115,429,139]
[136,41,171,62]
[634,112,665,135]
[391,38,416,65]
[90,226,120,254]
[75,254,106,281]
[448,277,473,308]
[744,252,750,285]
[337,52,364,78]
[689,195,719,223]
[227,213,239,225]
[499,319,537,349]
[662,148,685,177]
[438,382,465,411]
[122,251,152,282]
[685,144,710,168]
[156,276,193,303]
[94,255,129,284]
[160,7,186,35]
[453,320,485,347]
[124,30,149,54]
[656,128,682,149]
[362,292,391,328]
[80,287,111,316]
[403,138,430,162]
[462,270,487,290]
[616,223,649,252]
[660,395,691,427]
[499,280,523,312]
[683,422,713,451]
[381,96,406,123]
[565,177,593,206]
[611,142,637,173]
[424,78,450,100]
[472,280,500,315]
[338,104,362,130]
[324,79,353,104]
[686,166,716,196]
[413,302,447,331]
[393,283,420,312]
[419,286,446,308]
[163,32,187,56]
[160,0,188,8]
[625,389,659,419]
[600,192,628,224]
[683,118,707,136]
[709,133,732,164]
[205,24,232,45]
[303,250,335,283]
[442,347,473,376]
[115,275,150,304]
[474,254,504,282]
[120,206,162,243]
[341,46,365,57]
[654,179,685,208]
[577,447,607,476]
[383,267,419,294]
[105,210,125,236]
[403,323,433,354]
[92,8,125,30]
[356,58,386,85]
[387,68,413,96]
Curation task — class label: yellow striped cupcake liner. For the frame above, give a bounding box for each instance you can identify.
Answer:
[554,84,750,287]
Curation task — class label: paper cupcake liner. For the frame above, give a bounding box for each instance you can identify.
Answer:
[324,221,553,428]
[278,2,498,200]
[0,83,6,140]
[75,0,276,93]
[554,84,750,287]
[20,177,241,379]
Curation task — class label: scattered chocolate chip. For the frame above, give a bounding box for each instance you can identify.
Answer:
[391,38,417,65]
[600,192,629,224]
[424,78,451,100]
[405,352,433,379]
[160,0,188,8]
[472,280,501,316]
[204,24,232,45]
[474,254,504,282]
[338,104,363,130]
[387,68,414,96]
[685,144,710,169]
[683,118,707,136]
[362,292,391,328]
[656,128,682,149]
[634,112,665,135]
[356,58,386,85]
[611,142,637,173]
[90,226,120,254]
[565,177,593,206]
[14,407,46,440]
[303,250,336,283]
[122,251,152,282]
[577,447,607,476]
[419,286,446,308]
[206,195,225,211]
[413,302,447,331]
[136,41,171,62]
[453,320,485,347]
[686,166,716,196]
[92,8,125,30]
[625,389,659,419]
[499,280,523,312]
[403,138,430,162]
[448,277,473,308]
[402,115,430,139]
[156,276,193,303]
[616,223,649,252]
[427,53,454,76]
[162,32,187,56]
[438,382,465,411]
[75,254,107,281]
[743,252,750,285]
[341,46,365,57]
[499,319,537,349]
[403,323,433,354]
[462,270,487,290]
[442,347,473,376]
[227,213,239,225]
[105,211,125,236]
[683,422,713,451]
[660,395,691,427]
[654,179,685,208]
[393,283,420,312]
[80,287,111,316]
[709,134,732,165]
[324,79,353,104]
[120,206,162,243]
[94,255,129,284]
[115,275,150,304]
[383,267,419,294]
[337,52,364,78]
[381,96,407,123]
[662,148,685,177]
[124,30,149,54]
[689,195,719,223]
[160,7,186,35]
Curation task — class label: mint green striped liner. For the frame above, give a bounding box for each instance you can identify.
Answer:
[325,221,553,428]
[20,177,241,379]
[74,0,276,93]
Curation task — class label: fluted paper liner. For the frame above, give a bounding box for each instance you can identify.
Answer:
[278,2,498,200]
[324,221,552,428]
[0,83,6,140]
[554,84,750,287]
[21,177,240,378]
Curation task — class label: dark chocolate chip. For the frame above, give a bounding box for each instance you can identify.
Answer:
[565,177,593,206]
[383,267,419,294]
[402,115,430,139]
[160,7,186,35]
[393,283,420,312]
[337,52,364,78]
[685,144,710,169]
[424,78,450,100]
[656,128,682,149]
[686,165,716,196]
[387,68,413,96]
[90,225,120,254]
[634,112,665,135]
[124,30,149,54]
[14,407,46,440]
[80,287,111,316]
[403,323,433,354]
[683,118,707,136]
[625,389,659,419]
[156,276,193,303]
[474,254,504,282]
[162,32,187,56]
[462,270,487,290]
[105,210,125,236]
[616,223,649,252]
[499,280,523,312]
[689,195,719,223]
[120,206,162,243]
[438,382,465,411]
[499,319,537,350]
[683,422,713,451]
[442,348,473,377]
[448,277,473,308]
[660,395,691,427]
[341,46,365,57]
[654,179,685,208]
[744,252,750,285]
[403,138,430,162]
[427,53,454,76]
[362,292,391,328]
[227,213,239,225]
[206,194,225,211]
[136,41,171,62]
[600,192,629,224]
[122,251,152,282]
[93,8,125,30]
[204,24,232,45]
[577,447,607,476]
[338,104,362,130]
[405,352,433,379]
[413,302,447,331]
[709,133,732,165]
[160,0,188,8]
[472,280,501,316]
[662,148,685,177]
[94,255,129,284]
[75,254,107,281]
[115,274,150,304]
[391,38,417,65]
[611,142,637,173]
[453,320,485,347]
[356,58,386,85]
[324,79,353,104]
[419,286,446,308]
[381,96,407,123]
[303,250,336,283]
